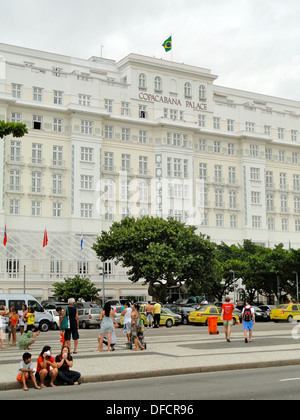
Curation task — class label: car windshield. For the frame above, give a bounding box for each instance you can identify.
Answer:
[253,307,262,312]
[277,305,289,309]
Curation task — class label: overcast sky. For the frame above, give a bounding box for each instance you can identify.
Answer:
[2,0,300,101]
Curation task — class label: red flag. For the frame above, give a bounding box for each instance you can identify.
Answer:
[43,229,48,247]
[3,225,7,246]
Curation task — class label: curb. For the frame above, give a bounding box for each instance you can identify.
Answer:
[2,358,300,392]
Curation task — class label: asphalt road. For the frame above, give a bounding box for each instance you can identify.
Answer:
[2,364,300,401]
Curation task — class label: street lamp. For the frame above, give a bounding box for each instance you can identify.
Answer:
[99,265,106,306]
[229,270,236,304]
[292,271,299,303]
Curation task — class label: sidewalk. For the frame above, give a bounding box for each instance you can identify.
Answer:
[1,326,300,391]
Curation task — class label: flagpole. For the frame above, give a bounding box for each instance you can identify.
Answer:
[171,33,173,63]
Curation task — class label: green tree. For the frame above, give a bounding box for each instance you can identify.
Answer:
[0,121,28,139]
[52,275,100,302]
[92,216,216,302]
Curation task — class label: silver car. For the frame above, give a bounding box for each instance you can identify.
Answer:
[78,307,102,329]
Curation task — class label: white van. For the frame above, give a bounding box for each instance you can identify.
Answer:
[0,293,53,332]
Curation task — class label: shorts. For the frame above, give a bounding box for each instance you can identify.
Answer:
[35,371,51,382]
[0,328,4,340]
[223,320,233,327]
[146,313,153,323]
[17,373,31,383]
[64,326,79,341]
[123,322,131,335]
[243,320,253,330]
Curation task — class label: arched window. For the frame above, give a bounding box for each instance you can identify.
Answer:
[139,73,147,88]
[184,82,192,97]
[199,85,206,99]
[154,76,162,91]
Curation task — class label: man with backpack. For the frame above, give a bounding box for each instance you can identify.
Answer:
[242,300,255,343]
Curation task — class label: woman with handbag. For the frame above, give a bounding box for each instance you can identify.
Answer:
[18,304,28,335]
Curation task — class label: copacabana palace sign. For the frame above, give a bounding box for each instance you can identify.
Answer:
[138,92,208,111]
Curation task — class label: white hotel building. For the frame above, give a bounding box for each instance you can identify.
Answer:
[0,43,299,301]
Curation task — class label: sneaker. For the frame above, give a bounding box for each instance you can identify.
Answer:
[245,338,248,343]
[227,338,231,342]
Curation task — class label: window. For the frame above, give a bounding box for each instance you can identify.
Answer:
[216,214,223,227]
[173,133,181,146]
[291,130,298,142]
[54,90,63,105]
[293,175,300,191]
[265,148,272,160]
[229,191,237,209]
[11,112,22,123]
[121,101,130,116]
[138,73,147,89]
[214,165,222,183]
[53,174,62,194]
[81,120,93,135]
[280,195,288,212]
[246,122,255,132]
[33,115,42,130]
[32,143,42,164]
[279,150,285,162]
[104,152,114,172]
[122,128,130,142]
[104,99,113,113]
[9,199,19,215]
[268,218,275,230]
[103,179,115,200]
[7,258,19,278]
[32,201,41,216]
[139,181,148,203]
[104,125,113,139]
[104,206,114,221]
[121,154,131,172]
[139,156,148,176]
[294,197,300,214]
[266,171,273,188]
[50,260,62,278]
[32,172,42,193]
[154,76,162,91]
[139,105,147,119]
[250,145,259,157]
[33,87,43,102]
[53,203,62,217]
[198,115,206,128]
[214,141,221,153]
[12,83,22,98]
[9,170,20,191]
[199,163,207,181]
[79,94,91,106]
[215,189,223,208]
[250,168,260,181]
[228,143,235,155]
[264,125,271,135]
[81,147,93,162]
[213,117,221,130]
[184,82,192,97]
[139,130,147,144]
[296,220,300,232]
[252,216,261,228]
[174,159,182,177]
[54,118,62,132]
[227,120,234,132]
[81,175,93,190]
[78,261,89,275]
[81,203,93,218]
[251,191,261,204]
[10,141,21,162]
[266,194,274,212]
[228,167,236,185]
[282,218,288,231]
[230,215,237,228]
[278,128,284,140]
[280,173,287,189]
[53,146,63,166]
[292,152,299,164]
[199,139,206,151]
[199,85,206,99]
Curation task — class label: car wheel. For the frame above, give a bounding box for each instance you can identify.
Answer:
[39,321,50,332]
[166,318,173,328]
[287,315,294,323]
[232,318,237,326]
[82,321,89,329]
[182,317,188,325]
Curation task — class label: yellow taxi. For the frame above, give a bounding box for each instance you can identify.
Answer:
[139,304,176,328]
[188,305,239,325]
[270,304,300,323]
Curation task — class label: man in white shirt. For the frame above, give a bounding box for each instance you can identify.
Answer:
[121,302,132,344]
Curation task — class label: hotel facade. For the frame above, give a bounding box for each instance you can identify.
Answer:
[0,43,299,301]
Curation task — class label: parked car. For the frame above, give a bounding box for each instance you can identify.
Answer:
[163,304,194,325]
[111,305,122,325]
[259,305,276,319]
[270,304,300,323]
[139,304,175,328]
[236,305,269,322]
[77,306,102,329]
[47,309,60,330]
[0,293,53,332]
[188,305,239,325]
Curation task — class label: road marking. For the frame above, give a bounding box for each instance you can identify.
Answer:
[279,378,300,382]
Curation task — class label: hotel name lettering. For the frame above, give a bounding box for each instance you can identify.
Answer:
[139,92,208,111]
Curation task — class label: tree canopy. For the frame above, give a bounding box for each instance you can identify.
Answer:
[52,275,100,302]
[0,121,28,139]
[92,216,216,301]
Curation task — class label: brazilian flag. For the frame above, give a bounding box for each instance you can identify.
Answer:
[162,36,172,52]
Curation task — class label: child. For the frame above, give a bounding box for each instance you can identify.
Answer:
[26,307,35,331]
[17,352,41,391]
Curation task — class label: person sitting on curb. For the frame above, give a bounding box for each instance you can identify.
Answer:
[35,346,58,388]
[17,352,41,391]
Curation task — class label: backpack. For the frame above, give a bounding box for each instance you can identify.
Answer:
[243,306,252,322]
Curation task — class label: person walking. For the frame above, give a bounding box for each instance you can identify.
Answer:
[145,301,154,329]
[8,307,19,346]
[153,301,161,328]
[221,296,235,342]
[131,304,145,351]
[242,300,255,343]
[121,302,132,344]
[64,298,79,354]
[18,304,28,335]
[96,302,116,352]
[0,305,8,349]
